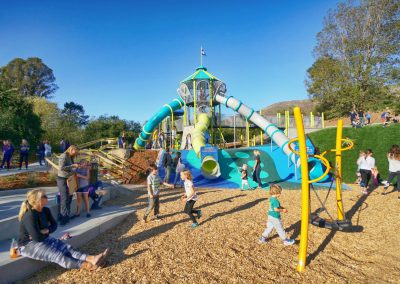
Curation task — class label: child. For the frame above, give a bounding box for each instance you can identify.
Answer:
[359,149,375,195]
[370,167,382,188]
[355,151,365,184]
[180,170,202,228]
[173,152,185,188]
[74,160,91,218]
[88,181,105,210]
[258,184,294,246]
[142,164,173,223]
[240,164,252,191]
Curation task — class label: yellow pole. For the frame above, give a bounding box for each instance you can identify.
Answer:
[210,82,214,144]
[193,80,197,125]
[322,112,325,129]
[246,120,250,147]
[183,100,187,127]
[310,112,314,128]
[260,110,263,145]
[294,107,310,273]
[335,119,344,220]
[253,135,256,146]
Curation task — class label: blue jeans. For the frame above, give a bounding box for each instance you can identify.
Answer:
[20,237,87,269]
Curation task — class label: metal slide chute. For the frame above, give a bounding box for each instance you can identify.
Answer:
[214,94,295,164]
[134,97,184,150]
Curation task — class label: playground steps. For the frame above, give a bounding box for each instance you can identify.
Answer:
[0,205,135,284]
[0,186,113,242]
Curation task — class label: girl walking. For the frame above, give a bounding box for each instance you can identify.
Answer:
[180,170,202,228]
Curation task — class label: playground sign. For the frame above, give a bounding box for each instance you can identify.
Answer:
[200,146,218,162]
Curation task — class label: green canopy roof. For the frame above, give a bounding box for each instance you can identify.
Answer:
[181,66,222,83]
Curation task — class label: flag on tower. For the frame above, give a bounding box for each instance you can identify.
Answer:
[201,47,206,56]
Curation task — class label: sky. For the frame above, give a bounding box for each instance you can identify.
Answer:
[0,0,340,123]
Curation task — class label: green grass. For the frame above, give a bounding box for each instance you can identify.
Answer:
[308,123,400,183]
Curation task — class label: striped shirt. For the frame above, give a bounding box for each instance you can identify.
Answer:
[147,174,161,196]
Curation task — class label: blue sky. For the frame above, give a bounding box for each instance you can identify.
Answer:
[0,0,340,122]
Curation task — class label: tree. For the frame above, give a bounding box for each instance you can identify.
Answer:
[0,57,58,98]
[83,115,140,142]
[62,101,89,127]
[306,0,400,117]
[29,97,84,150]
[0,88,43,147]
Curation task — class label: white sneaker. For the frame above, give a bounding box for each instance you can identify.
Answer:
[283,239,295,246]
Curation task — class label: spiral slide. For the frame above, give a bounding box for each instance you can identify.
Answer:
[134,97,184,150]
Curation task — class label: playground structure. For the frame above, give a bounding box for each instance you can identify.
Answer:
[288,107,354,272]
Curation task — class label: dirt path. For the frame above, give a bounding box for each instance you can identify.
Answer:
[21,185,400,283]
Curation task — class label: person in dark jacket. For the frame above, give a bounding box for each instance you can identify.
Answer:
[1,140,14,169]
[162,147,172,183]
[18,189,108,270]
[37,141,45,166]
[19,139,30,170]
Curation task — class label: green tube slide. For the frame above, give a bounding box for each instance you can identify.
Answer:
[192,113,221,179]
[134,97,184,150]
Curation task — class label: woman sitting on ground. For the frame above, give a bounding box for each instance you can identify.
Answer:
[18,189,108,271]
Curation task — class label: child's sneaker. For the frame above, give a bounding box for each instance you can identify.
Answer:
[258,236,267,244]
[155,215,162,222]
[197,210,202,219]
[283,239,295,246]
[191,222,199,228]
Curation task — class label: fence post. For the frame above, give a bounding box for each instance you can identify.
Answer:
[322,112,325,128]
[310,112,314,128]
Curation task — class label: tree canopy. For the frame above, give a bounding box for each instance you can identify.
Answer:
[306,0,400,117]
[0,57,58,99]
[62,101,90,127]
[0,88,43,146]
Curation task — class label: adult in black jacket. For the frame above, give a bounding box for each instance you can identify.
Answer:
[18,189,108,270]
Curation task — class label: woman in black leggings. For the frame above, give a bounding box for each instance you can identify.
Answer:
[359,149,375,195]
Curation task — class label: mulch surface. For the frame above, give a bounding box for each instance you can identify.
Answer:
[122,150,159,184]
[0,172,56,191]
[21,184,400,283]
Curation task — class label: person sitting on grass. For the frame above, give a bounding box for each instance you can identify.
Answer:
[142,164,173,223]
[240,164,252,191]
[258,184,294,246]
[73,160,91,218]
[18,189,109,271]
[180,170,202,228]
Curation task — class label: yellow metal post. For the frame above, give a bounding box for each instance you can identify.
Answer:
[193,81,197,125]
[294,107,310,273]
[335,120,344,220]
[246,120,250,147]
[310,112,314,128]
[260,110,263,145]
[322,112,325,129]
[253,135,256,146]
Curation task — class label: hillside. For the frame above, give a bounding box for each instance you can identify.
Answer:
[260,99,317,115]
[308,123,400,183]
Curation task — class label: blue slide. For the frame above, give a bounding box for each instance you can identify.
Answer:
[134,97,184,149]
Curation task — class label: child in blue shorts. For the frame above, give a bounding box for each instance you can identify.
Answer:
[259,184,294,246]
[73,160,91,218]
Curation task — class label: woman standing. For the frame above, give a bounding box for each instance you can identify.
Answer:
[57,145,80,226]
[359,149,375,195]
[253,150,263,189]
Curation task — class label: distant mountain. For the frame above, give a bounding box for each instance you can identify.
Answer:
[260,99,317,115]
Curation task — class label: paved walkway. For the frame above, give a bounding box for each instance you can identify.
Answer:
[0,162,48,177]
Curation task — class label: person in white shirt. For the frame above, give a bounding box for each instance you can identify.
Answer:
[382,145,400,198]
[180,170,201,228]
[358,149,375,195]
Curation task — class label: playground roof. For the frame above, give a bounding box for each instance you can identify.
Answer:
[181,66,222,83]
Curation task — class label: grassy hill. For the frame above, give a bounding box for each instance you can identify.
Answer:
[260,99,317,115]
[307,124,400,183]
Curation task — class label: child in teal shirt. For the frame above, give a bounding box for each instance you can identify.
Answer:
[259,184,294,246]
